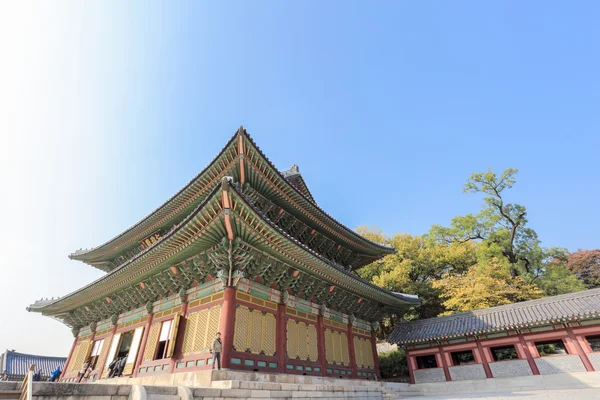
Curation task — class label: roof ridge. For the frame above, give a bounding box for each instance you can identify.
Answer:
[4,350,66,359]
[241,131,396,254]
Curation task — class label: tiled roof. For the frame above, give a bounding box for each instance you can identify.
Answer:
[0,350,65,378]
[388,289,600,345]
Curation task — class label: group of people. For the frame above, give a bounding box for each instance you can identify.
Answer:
[0,366,62,382]
[76,361,94,383]
[106,356,127,378]
[0,332,223,384]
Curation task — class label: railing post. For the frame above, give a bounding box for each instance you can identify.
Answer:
[20,364,35,400]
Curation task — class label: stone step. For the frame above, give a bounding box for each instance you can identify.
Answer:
[210,380,383,392]
[194,386,384,399]
[0,390,20,400]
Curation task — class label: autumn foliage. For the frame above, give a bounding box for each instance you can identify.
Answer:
[356,168,593,337]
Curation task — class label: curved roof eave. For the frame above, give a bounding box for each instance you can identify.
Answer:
[70,127,394,265]
[229,184,420,308]
[69,133,240,262]
[29,184,224,314]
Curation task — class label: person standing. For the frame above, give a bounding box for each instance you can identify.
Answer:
[210,332,222,370]
[81,365,93,383]
[77,360,90,383]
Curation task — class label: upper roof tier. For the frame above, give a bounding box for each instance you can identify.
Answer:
[29,178,419,327]
[70,127,395,272]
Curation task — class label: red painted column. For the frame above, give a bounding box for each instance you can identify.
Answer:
[60,335,79,381]
[475,339,493,378]
[316,314,327,376]
[370,331,381,379]
[133,313,154,377]
[566,327,595,372]
[407,352,416,384]
[438,346,452,381]
[347,324,358,379]
[219,287,237,369]
[276,304,287,373]
[518,335,540,375]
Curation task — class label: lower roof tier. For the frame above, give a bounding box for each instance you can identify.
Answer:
[388,288,600,346]
[29,178,419,329]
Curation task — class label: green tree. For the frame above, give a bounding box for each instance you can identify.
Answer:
[356,228,477,329]
[430,168,540,277]
[378,349,410,380]
[531,247,586,296]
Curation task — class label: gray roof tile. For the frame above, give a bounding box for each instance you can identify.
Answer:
[388,289,600,344]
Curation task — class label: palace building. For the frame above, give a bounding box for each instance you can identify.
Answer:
[28,127,420,382]
[389,289,600,384]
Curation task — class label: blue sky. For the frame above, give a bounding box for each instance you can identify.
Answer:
[1,1,599,355]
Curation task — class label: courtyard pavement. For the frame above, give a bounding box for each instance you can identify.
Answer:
[414,388,600,400]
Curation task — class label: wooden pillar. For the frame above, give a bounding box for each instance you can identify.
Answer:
[219,287,237,369]
[60,335,79,381]
[347,324,358,379]
[370,331,381,379]
[566,327,595,372]
[438,346,452,381]
[407,352,416,384]
[276,303,287,373]
[475,338,493,378]
[518,335,540,375]
[316,314,327,376]
[133,313,154,377]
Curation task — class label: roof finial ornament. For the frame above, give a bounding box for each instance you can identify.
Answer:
[290,164,299,173]
[237,125,245,136]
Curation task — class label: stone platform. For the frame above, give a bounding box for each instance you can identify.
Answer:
[3,370,600,399]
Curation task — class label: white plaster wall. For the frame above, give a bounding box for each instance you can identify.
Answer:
[407,371,600,397]
[535,355,586,374]
[413,367,446,383]
[448,364,486,381]
[489,359,533,377]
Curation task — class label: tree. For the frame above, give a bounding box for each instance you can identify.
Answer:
[379,349,410,380]
[356,228,477,327]
[433,257,542,314]
[565,249,600,288]
[430,168,541,277]
[531,247,586,296]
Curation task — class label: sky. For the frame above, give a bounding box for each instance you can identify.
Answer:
[0,1,599,356]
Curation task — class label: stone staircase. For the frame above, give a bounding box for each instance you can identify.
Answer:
[205,378,384,399]
[0,371,421,400]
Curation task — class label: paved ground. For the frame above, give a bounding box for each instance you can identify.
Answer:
[413,388,600,399]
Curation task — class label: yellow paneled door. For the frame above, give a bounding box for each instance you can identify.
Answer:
[122,327,145,376]
[286,320,319,362]
[353,336,374,369]
[165,314,180,358]
[67,337,92,374]
[325,329,349,365]
[233,305,276,355]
